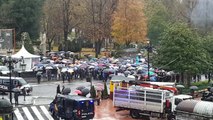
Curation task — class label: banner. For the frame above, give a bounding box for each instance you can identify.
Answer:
[0,29,13,50]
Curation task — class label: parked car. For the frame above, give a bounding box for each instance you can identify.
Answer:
[0,76,33,94]
[0,66,10,76]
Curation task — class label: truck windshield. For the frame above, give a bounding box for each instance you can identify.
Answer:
[17,78,27,85]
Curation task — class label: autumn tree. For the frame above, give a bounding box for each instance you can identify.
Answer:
[111,0,147,47]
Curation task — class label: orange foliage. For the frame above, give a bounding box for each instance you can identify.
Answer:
[111,0,147,45]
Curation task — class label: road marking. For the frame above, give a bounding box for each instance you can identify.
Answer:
[31,106,45,120]
[14,108,24,120]
[40,106,54,120]
[22,107,34,120]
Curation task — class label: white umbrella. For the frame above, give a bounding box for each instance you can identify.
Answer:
[45,66,53,69]
[68,68,74,73]
[89,66,95,69]
[190,86,198,90]
[176,84,185,88]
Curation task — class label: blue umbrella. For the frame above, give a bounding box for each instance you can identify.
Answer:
[150,76,157,82]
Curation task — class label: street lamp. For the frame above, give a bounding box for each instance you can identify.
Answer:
[6,50,13,104]
[4,49,18,104]
[146,41,152,81]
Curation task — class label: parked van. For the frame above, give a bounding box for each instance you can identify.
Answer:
[0,76,33,94]
[49,94,95,120]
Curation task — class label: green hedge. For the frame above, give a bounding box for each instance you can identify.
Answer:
[181,80,211,94]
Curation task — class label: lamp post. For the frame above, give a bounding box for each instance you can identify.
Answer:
[7,50,13,104]
[146,41,152,81]
[4,49,18,104]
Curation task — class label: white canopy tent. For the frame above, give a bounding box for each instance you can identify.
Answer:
[12,45,40,71]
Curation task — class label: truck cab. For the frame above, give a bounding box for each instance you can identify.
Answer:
[171,94,193,112]
[49,94,95,120]
[166,94,193,120]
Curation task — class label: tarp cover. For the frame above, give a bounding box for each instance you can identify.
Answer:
[12,45,40,58]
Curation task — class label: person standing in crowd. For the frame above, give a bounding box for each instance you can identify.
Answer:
[57,67,61,80]
[22,87,26,101]
[42,66,46,77]
[61,85,65,94]
[96,90,102,106]
[56,85,61,94]
[62,72,65,83]
[66,71,71,83]
[36,72,42,84]
[47,69,52,81]
[14,90,20,105]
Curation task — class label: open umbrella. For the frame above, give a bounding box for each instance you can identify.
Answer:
[95,86,104,91]
[68,68,74,73]
[190,86,198,90]
[62,88,71,95]
[145,71,155,76]
[176,84,185,88]
[89,66,95,69]
[94,83,104,90]
[124,71,131,75]
[81,88,90,96]
[76,86,86,91]
[45,66,53,69]
[74,90,82,95]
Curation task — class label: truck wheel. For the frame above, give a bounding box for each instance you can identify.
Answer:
[167,114,175,120]
[130,110,140,119]
[141,115,150,120]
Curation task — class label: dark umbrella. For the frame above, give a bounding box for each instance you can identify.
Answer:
[62,88,71,95]
[124,71,131,75]
[190,86,198,90]
[81,88,90,96]
[76,86,86,91]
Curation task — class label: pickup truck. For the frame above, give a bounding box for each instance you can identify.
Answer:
[113,85,192,120]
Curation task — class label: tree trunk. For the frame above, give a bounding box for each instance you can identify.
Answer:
[181,72,184,84]
[48,41,51,52]
[95,40,103,58]
[208,72,211,83]
[186,73,192,88]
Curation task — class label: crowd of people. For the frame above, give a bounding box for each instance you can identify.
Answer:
[33,53,174,84]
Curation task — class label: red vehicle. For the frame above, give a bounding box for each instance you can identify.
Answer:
[139,82,178,94]
[132,81,178,94]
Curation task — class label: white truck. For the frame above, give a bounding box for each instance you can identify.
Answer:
[113,85,192,120]
[175,100,213,120]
